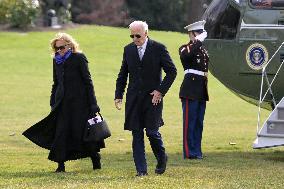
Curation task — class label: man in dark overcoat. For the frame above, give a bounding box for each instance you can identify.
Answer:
[114,21,177,176]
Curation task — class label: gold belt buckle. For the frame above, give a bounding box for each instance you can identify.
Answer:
[204,72,208,77]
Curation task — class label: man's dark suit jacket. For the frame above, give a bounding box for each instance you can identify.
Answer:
[115,38,177,131]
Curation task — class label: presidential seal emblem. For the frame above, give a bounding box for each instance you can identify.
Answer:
[246,43,269,70]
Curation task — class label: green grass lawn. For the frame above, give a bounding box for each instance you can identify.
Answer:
[0,25,283,189]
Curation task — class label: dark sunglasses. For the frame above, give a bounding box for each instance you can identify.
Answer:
[130,34,141,39]
[54,45,67,51]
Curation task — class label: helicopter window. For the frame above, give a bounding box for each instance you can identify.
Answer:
[218,6,240,39]
[250,0,284,8]
[202,1,240,40]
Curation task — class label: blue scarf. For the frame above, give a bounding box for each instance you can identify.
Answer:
[54,50,72,64]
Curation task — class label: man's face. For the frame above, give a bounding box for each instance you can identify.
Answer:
[130,25,147,46]
[188,31,196,41]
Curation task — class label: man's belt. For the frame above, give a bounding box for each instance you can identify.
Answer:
[184,69,208,77]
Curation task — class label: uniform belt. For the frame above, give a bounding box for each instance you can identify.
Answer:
[184,69,208,77]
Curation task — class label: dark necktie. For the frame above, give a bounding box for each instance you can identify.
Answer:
[138,47,143,60]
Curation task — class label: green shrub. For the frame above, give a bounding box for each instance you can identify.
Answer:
[0,0,40,28]
[126,0,188,32]
[0,0,14,24]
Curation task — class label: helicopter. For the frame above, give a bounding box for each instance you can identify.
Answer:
[201,0,284,148]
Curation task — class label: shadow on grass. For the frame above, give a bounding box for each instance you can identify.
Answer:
[0,169,130,182]
[169,150,284,169]
[0,170,60,179]
[1,150,284,181]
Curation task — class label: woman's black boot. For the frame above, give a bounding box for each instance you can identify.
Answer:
[91,153,101,170]
[55,162,65,172]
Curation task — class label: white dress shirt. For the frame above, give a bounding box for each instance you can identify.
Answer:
[137,38,148,59]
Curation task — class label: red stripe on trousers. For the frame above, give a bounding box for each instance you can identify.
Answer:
[184,99,190,158]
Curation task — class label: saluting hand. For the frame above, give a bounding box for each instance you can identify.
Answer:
[114,99,122,110]
[195,31,207,42]
[150,90,162,106]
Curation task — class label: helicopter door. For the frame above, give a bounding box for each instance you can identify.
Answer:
[238,29,277,74]
[238,0,284,74]
[237,0,284,105]
[202,0,241,85]
[203,0,240,40]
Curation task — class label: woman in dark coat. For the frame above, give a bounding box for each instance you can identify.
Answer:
[23,32,105,172]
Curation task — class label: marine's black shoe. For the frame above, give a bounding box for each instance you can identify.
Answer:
[188,155,203,160]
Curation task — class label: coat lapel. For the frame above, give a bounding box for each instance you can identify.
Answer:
[141,38,153,63]
[130,38,153,63]
[129,43,140,63]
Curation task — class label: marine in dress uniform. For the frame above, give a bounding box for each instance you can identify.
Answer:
[178,20,209,159]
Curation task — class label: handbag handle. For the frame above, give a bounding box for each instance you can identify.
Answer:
[97,112,104,121]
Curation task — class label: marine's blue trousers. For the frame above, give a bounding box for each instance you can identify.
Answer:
[181,98,206,159]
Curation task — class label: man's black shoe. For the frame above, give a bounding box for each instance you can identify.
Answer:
[136,172,148,177]
[155,155,168,174]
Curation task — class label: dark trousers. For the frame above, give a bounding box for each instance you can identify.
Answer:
[181,98,206,159]
[132,128,166,173]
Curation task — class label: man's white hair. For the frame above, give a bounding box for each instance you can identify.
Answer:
[129,21,148,32]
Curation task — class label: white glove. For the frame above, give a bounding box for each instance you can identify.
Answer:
[195,31,207,42]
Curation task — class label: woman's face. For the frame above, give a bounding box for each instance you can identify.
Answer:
[55,40,69,56]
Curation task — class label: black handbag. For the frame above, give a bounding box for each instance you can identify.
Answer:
[83,113,111,142]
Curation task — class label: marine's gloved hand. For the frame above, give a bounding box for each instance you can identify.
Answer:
[195,31,207,42]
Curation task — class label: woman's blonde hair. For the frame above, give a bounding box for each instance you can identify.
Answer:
[50,32,81,54]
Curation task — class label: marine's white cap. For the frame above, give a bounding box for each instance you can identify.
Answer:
[184,20,206,31]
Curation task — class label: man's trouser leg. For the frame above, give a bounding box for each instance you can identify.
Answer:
[132,129,147,173]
